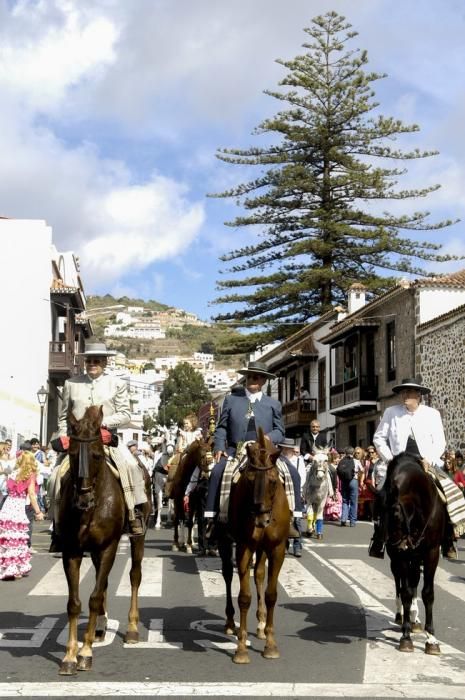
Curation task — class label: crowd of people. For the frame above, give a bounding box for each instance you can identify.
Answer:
[2,343,465,579]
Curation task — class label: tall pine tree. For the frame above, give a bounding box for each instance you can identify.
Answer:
[211,12,458,353]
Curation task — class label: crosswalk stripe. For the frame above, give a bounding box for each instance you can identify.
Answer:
[115,558,163,597]
[280,557,333,597]
[28,559,93,596]
[330,559,395,600]
[195,555,333,598]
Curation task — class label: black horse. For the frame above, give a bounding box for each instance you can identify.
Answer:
[384,452,446,654]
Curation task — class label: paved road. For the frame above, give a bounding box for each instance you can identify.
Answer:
[0,520,464,698]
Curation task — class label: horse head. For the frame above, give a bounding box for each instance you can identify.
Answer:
[68,405,105,511]
[311,451,329,481]
[244,427,280,528]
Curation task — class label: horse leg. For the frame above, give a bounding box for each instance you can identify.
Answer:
[254,548,267,640]
[90,551,108,642]
[78,543,118,670]
[423,547,441,655]
[218,532,235,635]
[233,543,253,664]
[398,559,418,653]
[125,532,146,643]
[59,554,83,675]
[172,513,180,552]
[262,541,286,659]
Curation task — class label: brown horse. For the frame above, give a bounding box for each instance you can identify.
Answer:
[218,428,289,664]
[166,437,213,553]
[58,405,151,675]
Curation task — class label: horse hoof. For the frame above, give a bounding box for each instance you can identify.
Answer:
[59,661,77,676]
[412,622,423,633]
[233,651,250,664]
[186,545,193,554]
[77,655,92,671]
[262,646,280,659]
[399,638,414,653]
[394,613,402,625]
[124,631,139,644]
[425,642,441,655]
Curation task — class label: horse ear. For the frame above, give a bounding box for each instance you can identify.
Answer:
[98,405,104,426]
[257,426,266,448]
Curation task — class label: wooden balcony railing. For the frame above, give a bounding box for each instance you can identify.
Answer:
[49,341,74,374]
[282,397,317,428]
[329,374,378,411]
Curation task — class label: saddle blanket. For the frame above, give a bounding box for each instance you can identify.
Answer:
[218,443,294,523]
[433,468,465,538]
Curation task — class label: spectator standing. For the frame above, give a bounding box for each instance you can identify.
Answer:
[0,451,44,580]
[337,446,363,527]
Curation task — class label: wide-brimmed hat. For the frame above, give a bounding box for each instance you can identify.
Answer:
[237,361,276,380]
[78,341,117,357]
[392,377,431,395]
[277,437,298,449]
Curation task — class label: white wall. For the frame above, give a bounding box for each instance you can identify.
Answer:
[418,288,465,325]
[0,220,52,446]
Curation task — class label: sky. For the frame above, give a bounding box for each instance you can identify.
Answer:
[1,0,465,322]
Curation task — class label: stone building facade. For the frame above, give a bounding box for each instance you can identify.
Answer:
[416,303,465,450]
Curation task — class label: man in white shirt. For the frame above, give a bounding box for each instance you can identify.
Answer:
[370,377,458,559]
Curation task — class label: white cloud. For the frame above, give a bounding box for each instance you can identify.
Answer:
[80,176,205,283]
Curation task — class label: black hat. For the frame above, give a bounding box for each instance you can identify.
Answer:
[392,377,431,395]
[237,361,276,380]
[277,437,298,448]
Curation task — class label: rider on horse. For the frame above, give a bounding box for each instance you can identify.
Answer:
[369,377,465,560]
[55,341,148,539]
[204,360,301,539]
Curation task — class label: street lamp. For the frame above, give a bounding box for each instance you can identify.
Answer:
[37,385,49,447]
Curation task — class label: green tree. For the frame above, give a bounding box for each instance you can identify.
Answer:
[159,362,211,426]
[211,11,458,353]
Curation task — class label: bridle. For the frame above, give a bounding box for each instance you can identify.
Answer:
[69,432,102,510]
[246,447,277,526]
[388,500,433,551]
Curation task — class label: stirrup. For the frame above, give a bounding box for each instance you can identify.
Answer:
[368,536,385,559]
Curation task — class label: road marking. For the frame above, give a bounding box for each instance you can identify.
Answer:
[280,557,333,597]
[308,550,465,686]
[330,559,395,599]
[1,682,464,697]
[435,567,465,600]
[115,558,163,597]
[195,556,332,598]
[123,618,182,649]
[28,559,93,596]
[0,617,58,648]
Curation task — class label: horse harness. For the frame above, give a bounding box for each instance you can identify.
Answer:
[69,433,103,511]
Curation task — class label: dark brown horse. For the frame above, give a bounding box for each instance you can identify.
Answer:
[58,405,151,675]
[166,437,213,553]
[218,428,289,664]
[384,452,446,654]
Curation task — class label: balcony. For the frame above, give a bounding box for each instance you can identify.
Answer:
[49,341,75,376]
[282,398,317,429]
[329,375,378,416]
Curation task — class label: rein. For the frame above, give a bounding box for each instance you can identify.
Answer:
[69,434,102,505]
[390,500,433,551]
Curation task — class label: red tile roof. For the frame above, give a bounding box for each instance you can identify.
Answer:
[418,269,465,288]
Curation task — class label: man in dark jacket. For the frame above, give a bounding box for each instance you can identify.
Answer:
[300,419,327,458]
[205,360,299,537]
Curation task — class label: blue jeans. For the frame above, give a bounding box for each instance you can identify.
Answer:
[341,478,359,525]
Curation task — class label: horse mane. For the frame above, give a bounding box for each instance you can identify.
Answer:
[69,405,103,437]
[385,452,423,483]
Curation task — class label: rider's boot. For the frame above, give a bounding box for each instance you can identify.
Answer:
[288,515,300,539]
[129,507,145,537]
[368,521,385,559]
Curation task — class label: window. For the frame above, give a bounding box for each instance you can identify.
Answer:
[344,335,358,380]
[386,321,396,381]
[367,420,376,445]
[318,359,326,412]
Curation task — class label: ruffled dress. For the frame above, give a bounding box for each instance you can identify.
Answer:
[0,475,32,580]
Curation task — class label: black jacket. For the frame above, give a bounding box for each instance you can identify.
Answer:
[300,431,327,456]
